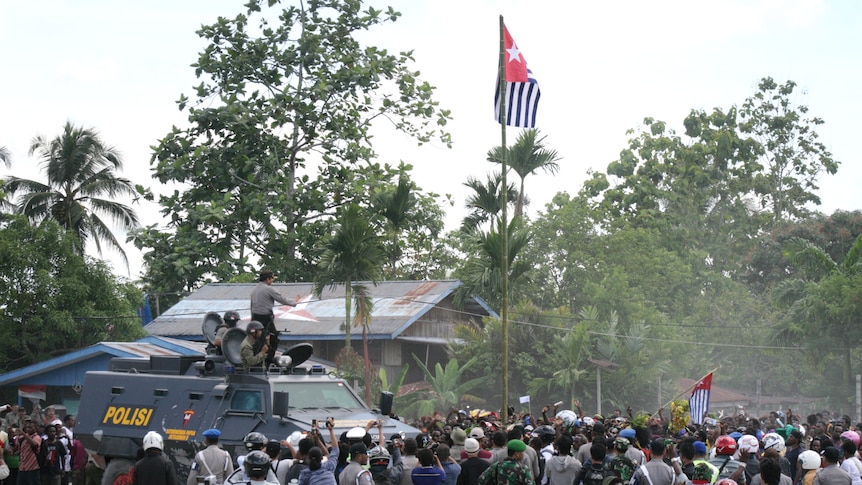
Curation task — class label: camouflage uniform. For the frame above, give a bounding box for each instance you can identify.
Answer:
[240,336,267,368]
[478,458,535,485]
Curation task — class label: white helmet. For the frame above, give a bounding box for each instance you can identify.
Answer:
[799,450,821,470]
[346,426,366,439]
[738,434,759,453]
[286,431,305,447]
[761,432,785,452]
[556,410,578,428]
[143,431,164,451]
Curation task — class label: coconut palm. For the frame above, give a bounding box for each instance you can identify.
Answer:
[313,203,385,348]
[487,129,561,217]
[3,123,139,267]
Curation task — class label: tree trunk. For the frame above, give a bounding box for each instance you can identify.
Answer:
[363,323,372,406]
[344,280,352,348]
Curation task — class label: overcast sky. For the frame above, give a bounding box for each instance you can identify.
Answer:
[2,0,860,278]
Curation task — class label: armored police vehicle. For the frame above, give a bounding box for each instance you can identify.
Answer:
[75,313,419,485]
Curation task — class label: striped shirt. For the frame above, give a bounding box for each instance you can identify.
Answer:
[18,434,42,471]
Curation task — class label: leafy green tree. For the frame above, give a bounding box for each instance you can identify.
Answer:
[452,303,574,408]
[740,77,840,223]
[529,319,590,409]
[0,215,145,371]
[598,111,763,276]
[487,129,560,217]
[743,210,862,294]
[313,204,385,348]
[401,355,485,419]
[3,123,139,267]
[773,234,862,404]
[141,0,451,289]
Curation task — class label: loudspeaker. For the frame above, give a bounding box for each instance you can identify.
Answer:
[222,327,247,365]
[379,391,394,417]
[202,312,224,345]
[273,391,289,417]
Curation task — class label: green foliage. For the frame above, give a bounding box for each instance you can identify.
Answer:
[772,233,862,405]
[400,355,485,419]
[740,77,839,223]
[453,217,532,310]
[0,215,146,371]
[461,172,518,232]
[369,168,447,279]
[140,0,451,290]
[313,203,385,346]
[487,129,561,217]
[3,123,139,268]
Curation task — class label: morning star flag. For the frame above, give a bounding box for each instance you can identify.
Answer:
[495,24,540,128]
[689,372,713,425]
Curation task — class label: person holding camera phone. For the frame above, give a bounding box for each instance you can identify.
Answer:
[300,418,338,485]
[412,448,446,485]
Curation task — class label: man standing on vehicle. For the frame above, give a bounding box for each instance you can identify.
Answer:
[187,429,233,485]
[250,269,296,364]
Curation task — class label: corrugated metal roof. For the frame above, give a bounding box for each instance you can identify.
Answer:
[145,280,494,341]
[0,337,208,386]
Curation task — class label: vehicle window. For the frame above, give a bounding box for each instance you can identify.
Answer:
[271,381,364,409]
[231,389,264,412]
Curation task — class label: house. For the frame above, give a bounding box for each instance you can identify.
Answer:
[142,280,497,383]
[0,336,208,415]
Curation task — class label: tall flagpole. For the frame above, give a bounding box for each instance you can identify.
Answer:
[498,15,510,424]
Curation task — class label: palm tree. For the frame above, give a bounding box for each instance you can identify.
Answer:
[3,123,139,267]
[461,172,518,231]
[487,129,561,217]
[352,284,375,405]
[0,146,12,213]
[313,204,385,348]
[370,174,418,278]
[455,217,532,310]
[774,235,862,396]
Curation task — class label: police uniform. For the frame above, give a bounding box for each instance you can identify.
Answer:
[187,429,233,485]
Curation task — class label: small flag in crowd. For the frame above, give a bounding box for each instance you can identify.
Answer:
[495,24,540,128]
[689,372,713,425]
[519,395,530,404]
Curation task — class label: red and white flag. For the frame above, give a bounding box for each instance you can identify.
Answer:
[18,384,46,401]
[495,24,540,128]
[689,373,712,425]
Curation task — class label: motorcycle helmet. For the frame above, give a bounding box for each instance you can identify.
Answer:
[244,431,267,451]
[143,431,164,451]
[715,435,738,456]
[244,450,271,478]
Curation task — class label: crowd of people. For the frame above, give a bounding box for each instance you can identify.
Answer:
[0,405,87,485]
[2,402,860,485]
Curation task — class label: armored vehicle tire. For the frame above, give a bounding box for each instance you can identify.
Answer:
[102,458,135,485]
